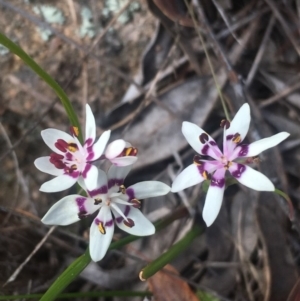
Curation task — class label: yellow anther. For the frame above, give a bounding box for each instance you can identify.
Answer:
[67,143,78,152]
[98,222,106,234]
[72,126,79,137]
[70,164,77,170]
[202,171,209,179]
[119,185,126,194]
[224,161,233,170]
[94,198,102,205]
[232,134,241,144]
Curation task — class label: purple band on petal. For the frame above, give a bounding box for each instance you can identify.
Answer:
[201,144,209,155]
[197,164,205,174]
[226,134,234,140]
[64,170,80,179]
[238,145,248,157]
[82,164,91,178]
[116,205,130,223]
[88,185,108,197]
[211,176,225,188]
[76,197,87,214]
[85,138,93,147]
[231,164,246,178]
[209,141,217,146]
[126,188,135,200]
[105,219,114,227]
[86,146,95,161]
[108,178,123,189]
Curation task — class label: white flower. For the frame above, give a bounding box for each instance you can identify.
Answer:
[42,165,170,262]
[171,103,289,227]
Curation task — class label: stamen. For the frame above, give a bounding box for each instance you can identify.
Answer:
[224,161,233,169]
[119,185,126,194]
[199,133,209,144]
[94,198,102,205]
[202,170,209,180]
[78,211,87,219]
[232,133,241,144]
[49,153,65,169]
[122,147,138,157]
[130,198,141,208]
[67,143,78,152]
[220,119,230,129]
[70,126,79,137]
[123,218,135,228]
[98,222,106,234]
[193,155,202,165]
[70,164,77,170]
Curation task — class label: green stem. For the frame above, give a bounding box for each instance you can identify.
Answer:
[140,225,203,280]
[274,188,294,220]
[0,291,152,300]
[0,32,83,142]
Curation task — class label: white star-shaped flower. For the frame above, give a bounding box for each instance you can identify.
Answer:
[171,103,289,227]
[42,165,170,261]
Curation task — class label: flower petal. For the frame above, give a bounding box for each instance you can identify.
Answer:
[87,168,108,198]
[42,195,97,225]
[114,205,155,236]
[229,163,274,191]
[41,129,75,154]
[83,164,101,193]
[34,156,64,176]
[182,122,222,160]
[85,104,96,146]
[171,164,206,192]
[40,174,77,192]
[230,132,290,160]
[108,165,131,189]
[105,139,126,159]
[109,156,138,166]
[126,181,170,200]
[202,168,226,227]
[89,206,114,262]
[89,130,111,160]
[224,104,250,155]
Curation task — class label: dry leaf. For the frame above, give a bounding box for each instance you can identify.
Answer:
[147,264,199,301]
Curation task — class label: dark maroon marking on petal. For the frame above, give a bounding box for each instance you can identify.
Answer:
[199,133,209,144]
[49,153,65,169]
[65,152,73,160]
[88,185,108,197]
[123,218,135,228]
[226,134,234,141]
[126,188,135,200]
[82,164,92,178]
[231,164,246,179]
[108,178,124,189]
[238,145,249,157]
[209,141,217,146]
[85,138,93,147]
[55,139,68,152]
[64,169,80,179]
[201,144,209,155]
[50,153,64,160]
[210,176,225,188]
[76,197,87,213]
[105,219,114,227]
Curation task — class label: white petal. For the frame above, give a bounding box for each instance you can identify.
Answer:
[42,195,97,225]
[107,165,131,191]
[182,122,222,160]
[34,157,64,176]
[90,130,111,160]
[202,168,226,227]
[41,129,75,154]
[82,164,99,192]
[85,104,96,145]
[109,156,138,166]
[114,205,155,236]
[87,168,109,199]
[229,163,274,191]
[126,181,170,200]
[89,207,114,262]
[105,139,126,159]
[171,164,205,192]
[40,174,77,192]
[239,132,289,158]
[224,104,250,157]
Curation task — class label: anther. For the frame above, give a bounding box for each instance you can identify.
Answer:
[67,143,78,152]
[131,198,141,208]
[220,119,230,129]
[123,218,135,228]
[199,133,209,144]
[122,147,138,157]
[98,222,106,234]
[70,126,79,137]
[193,155,202,165]
[119,185,126,194]
[70,164,77,170]
[232,133,241,144]
[94,198,102,205]
[202,171,211,180]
